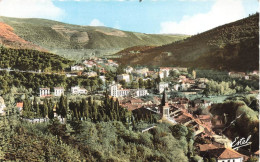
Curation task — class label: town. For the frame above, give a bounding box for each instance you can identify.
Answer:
[0,56,259,162]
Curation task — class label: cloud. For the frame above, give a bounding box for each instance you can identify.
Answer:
[89,19,105,26]
[160,0,245,35]
[0,0,64,20]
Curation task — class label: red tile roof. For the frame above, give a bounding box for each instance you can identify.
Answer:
[16,102,23,108]
[208,148,244,159]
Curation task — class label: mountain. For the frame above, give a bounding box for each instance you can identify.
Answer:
[115,13,259,71]
[0,16,187,60]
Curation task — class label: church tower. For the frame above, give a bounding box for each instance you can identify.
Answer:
[160,89,170,118]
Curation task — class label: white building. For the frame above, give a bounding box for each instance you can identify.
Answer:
[110,84,148,97]
[125,66,134,74]
[0,97,6,115]
[160,68,170,78]
[71,86,88,95]
[54,87,64,96]
[117,74,130,83]
[135,89,148,97]
[71,65,84,71]
[110,84,130,97]
[158,82,169,93]
[99,76,106,83]
[39,88,50,97]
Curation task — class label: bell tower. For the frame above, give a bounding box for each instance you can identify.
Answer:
[161,89,169,118]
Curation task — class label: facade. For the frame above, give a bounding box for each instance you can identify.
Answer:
[39,88,51,97]
[158,82,169,93]
[135,89,148,97]
[71,65,84,71]
[110,84,148,97]
[71,86,88,94]
[117,74,130,83]
[54,87,64,96]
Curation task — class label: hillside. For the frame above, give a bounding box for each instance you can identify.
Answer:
[0,46,74,72]
[116,13,259,71]
[0,16,187,60]
[0,22,44,51]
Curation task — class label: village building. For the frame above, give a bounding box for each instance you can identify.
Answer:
[134,67,149,77]
[71,86,88,95]
[158,82,169,93]
[71,65,84,71]
[202,147,246,162]
[16,102,23,114]
[117,74,130,83]
[125,66,134,74]
[39,88,51,97]
[54,87,64,96]
[83,71,98,77]
[83,60,96,68]
[110,83,148,98]
[228,72,246,79]
[0,97,6,115]
[159,67,171,78]
[158,71,165,79]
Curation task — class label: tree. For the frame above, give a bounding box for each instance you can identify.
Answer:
[138,78,144,88]
[58,95,68,121]
[119,80,127,89]
[81,98,89,120]
[43,99,48,118]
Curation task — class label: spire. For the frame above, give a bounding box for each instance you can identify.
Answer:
[161,89,167,106]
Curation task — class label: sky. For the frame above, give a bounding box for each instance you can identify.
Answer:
[0,0,258,35]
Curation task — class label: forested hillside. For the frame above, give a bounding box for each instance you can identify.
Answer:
[0,46,74,71]
[116,13,259,71]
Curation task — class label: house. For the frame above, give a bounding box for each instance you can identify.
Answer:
[71,86,87,95]
[83,71,98,77]
[0,97,6,115]
[158,82,169,93]
[244,75,250,80]
[39,88,51,97]
[117,74,130,83]
[54,87,64,96]
[158,71,165,79]
[125,66,134,74]
[228,72,246,79]
[16,102,23,114]
[204,148,246,162]
[160,67,171,78]
[71,65,84,71]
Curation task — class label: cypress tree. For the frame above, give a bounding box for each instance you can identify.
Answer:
[43,99,48,118]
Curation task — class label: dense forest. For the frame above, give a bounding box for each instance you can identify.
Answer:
[0,46,74,71]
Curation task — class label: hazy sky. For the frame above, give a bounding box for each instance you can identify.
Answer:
[0,0,258,35]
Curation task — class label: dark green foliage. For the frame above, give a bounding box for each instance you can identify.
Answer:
[0,46,73,71]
